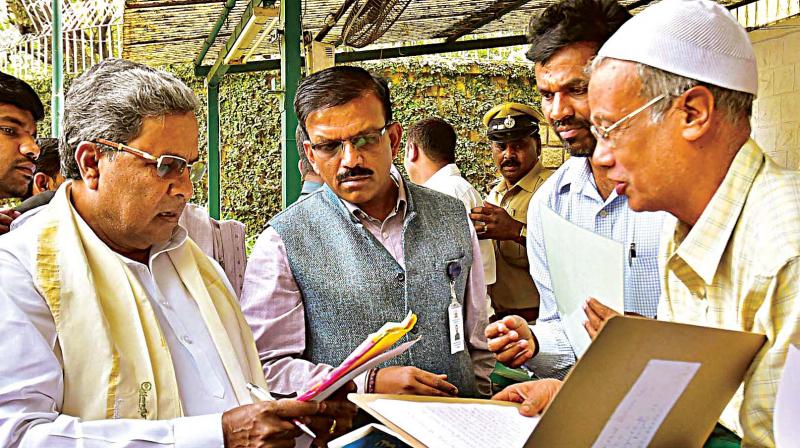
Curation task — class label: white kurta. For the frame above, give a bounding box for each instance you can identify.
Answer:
[0,208,239,447]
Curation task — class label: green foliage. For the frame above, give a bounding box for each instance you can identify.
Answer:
[21,59,541,240]
[365,59,541,197]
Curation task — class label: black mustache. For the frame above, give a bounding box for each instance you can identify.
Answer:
[553,116,591,130]
[337,167,374,182]
[501,159,520,168]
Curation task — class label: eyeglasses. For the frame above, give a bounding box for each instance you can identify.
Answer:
[590,94,667,143]
[94,138,207,183]
[306,123,392,157]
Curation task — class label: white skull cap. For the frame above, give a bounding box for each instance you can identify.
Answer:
[597,0,757,95]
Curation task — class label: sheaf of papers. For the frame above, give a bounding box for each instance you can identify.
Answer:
[540,205,625,357]
[311,338,419,402]
[592,359,701,448]
[299,311,418,402]
[369,399,540,448]
[775,345,800,447]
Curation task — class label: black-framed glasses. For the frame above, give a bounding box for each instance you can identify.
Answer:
[590,93,667,143]
[306,123,393,157]
[94,138,207,183]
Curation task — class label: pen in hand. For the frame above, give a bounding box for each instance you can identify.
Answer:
[246,383,318,439]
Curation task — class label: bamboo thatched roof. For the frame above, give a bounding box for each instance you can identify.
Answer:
[122,0,753,67]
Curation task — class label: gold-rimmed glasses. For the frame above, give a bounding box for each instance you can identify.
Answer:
[306,123,393,158]
[94,137,206,183]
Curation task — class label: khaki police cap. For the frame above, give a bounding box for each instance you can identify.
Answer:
[483,102,545,142]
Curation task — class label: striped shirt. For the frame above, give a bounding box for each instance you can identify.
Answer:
[659,139,800,447]
[526,156,665,379]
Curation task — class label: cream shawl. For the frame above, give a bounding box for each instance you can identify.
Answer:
[34,183,267,420]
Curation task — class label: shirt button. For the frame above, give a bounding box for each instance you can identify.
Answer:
[161,300,171,309]
[599,210,609,218]
[182,335,193,344]
[382,232,388,238]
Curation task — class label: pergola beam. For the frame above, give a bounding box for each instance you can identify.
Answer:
[194,34,529,77]
[194,0,237,68]
[314,0,358,42]
[205,0,277,86]
[436,0,535,43]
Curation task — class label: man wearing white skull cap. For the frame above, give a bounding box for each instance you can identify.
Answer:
[584,0,800,445]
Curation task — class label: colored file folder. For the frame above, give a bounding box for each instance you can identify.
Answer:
[298,310,418,402]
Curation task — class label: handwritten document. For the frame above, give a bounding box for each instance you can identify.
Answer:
[775,345,800,447]
[370,399,540,448]
[540,205,625,357]
[592,359,700,448]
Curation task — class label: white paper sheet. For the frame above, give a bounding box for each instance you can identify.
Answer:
[592,359,701,448]
[370,399,540,448]
[540,205,625,357]
[775,345,800,447]
[311,338,419,402]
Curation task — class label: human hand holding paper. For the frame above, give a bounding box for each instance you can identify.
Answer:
[583,297,622,340]
[298,311,418,402]
[375,366,458,397]
[492,379,563,417]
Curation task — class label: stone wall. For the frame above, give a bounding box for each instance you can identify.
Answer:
[750,15,800,168]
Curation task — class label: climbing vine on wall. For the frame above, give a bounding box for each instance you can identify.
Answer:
[19,59,543,241]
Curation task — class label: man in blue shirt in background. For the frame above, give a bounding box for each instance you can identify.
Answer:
[485,0,665,380]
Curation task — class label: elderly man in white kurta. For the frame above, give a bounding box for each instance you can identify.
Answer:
[0,58,354,448]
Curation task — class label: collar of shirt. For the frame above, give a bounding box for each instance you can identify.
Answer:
[301,180,323,196]
[342,168,408,225]
[498,160,546,194]
[557,156,620,206]
[423,163,462,188]
[671,139,762,285]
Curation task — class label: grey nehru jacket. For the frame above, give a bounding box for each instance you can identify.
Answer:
[270,182,481,397]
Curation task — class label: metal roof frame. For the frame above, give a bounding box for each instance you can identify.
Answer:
[190,0,759,218]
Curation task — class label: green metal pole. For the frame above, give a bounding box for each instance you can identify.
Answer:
[51,0,63,136]
[280,0,302,208]
[207,82,221,219]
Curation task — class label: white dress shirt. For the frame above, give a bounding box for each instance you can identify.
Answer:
[0,210,240,447]
[422,163,497,286]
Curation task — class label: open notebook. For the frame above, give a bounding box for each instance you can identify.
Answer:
[340,317,765,447]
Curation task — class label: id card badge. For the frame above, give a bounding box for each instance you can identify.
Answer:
[448,280,465,354]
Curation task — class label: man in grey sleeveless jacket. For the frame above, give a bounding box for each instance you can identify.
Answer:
[240,66,494,398]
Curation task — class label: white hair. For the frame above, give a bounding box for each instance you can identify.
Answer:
[61,58,199,179]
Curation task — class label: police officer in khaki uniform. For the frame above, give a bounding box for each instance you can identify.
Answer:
[470,103,552,322]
